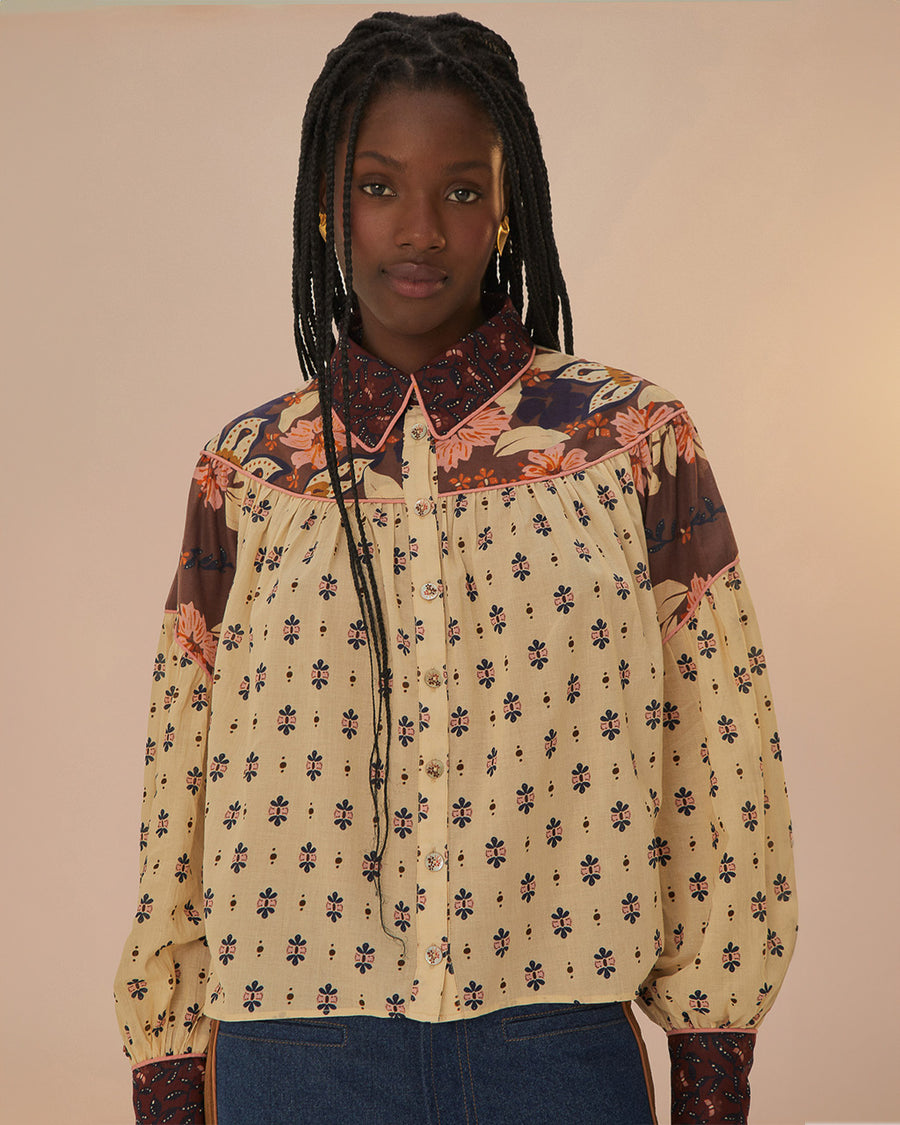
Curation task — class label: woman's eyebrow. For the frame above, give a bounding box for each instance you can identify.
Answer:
[354,151,493,175]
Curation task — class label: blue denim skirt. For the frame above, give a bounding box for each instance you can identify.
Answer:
[207,1000,657,1124]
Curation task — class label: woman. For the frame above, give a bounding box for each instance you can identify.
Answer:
[115,12,797,1124]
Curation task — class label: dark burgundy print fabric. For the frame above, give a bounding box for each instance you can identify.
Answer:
[133,1055,206,1124]
[669,1031,755,1124]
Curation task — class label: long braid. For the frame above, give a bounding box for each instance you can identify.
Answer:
[292,12,575,951]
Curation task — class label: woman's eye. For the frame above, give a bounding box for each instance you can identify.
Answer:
[449,188,479,203]
[360,182,395,197]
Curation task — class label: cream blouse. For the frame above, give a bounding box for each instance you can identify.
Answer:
[115,300,796,1071]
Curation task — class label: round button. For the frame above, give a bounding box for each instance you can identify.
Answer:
[410,423,427,441]
[425,851,444,872]
[425,759,444,779]
[423,669,443,689]
[414,497,435,517]
[420,581,440,601]
[425,944,443,965]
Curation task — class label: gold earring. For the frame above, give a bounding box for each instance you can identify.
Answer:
[496,216,510,256]
[318,210,327,241]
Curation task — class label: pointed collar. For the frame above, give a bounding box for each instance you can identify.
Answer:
[329,296,535,452]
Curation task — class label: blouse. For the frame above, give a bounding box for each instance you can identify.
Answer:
[114,297,796,1117]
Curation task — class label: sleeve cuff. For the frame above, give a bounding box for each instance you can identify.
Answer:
[668,1030,756,1124]
[132,1055,206,1124]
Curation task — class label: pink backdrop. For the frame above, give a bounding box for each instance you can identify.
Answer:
[2,2,898,1122]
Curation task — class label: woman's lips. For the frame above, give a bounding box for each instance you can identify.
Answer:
[383,261,448,298]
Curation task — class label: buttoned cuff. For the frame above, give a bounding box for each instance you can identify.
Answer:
[132,1055,206,1124]
[668,1030,756,1124]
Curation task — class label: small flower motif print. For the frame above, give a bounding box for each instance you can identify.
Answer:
[174,854,190,884]
[527,640,549,670]
[219,935,237,965]
[572,497,590,525]
[545,817,563,847]
[452,798,473,828]
[347,620,368,649]
[524,961,546,990]
[718,715,739,743]
[544,729,558,758]
[520,873,536,903]
[493,928,511,957]
[719,853,737,883]
[306,750,323,780]
[464,981,485,1010]
[722,942,741,972]
[613,573,631,599]
[309,659,330,690]
[697,630,718,658]
[532,514,551,536]
[325,893,344,923]
[477,527,493,551]
[244,752,260,781]
[184,901,202,927]
[741,801,758,831]
[618,660,630,689]
[645,700,662,730]
[418,793,429,822]
[770,732,783,760]
[318,573,338,600]
[237,676,251,701]
[135,894,153,923]
[593,947,616,979]
[515,783,535,814]
[265,546,283,571]
[489,604,507,633]
[733,664,752,694]
[485,837,507,868]
[689,873,710,902]
[222,801,240,830]
[465,573,478,601]
[209,754,229,782]
[688,990,711,1015]
[334,800,353,830]
[231,843,248,873]
[502,692,522,722]
[610,801,631,831]
[203,888,214,918]
[599,710,621,740]
[298,843,317,873]
[750,891,767,921]
[567,672,582,702]
[277,706,297,735]
[571,763,591,794]
[454,889,475,920]
[393,902,411,933]
[553,584,575,613]
[396,716,415,747]
[385,994,406,1017]
[268,796,289,827]
[662,702,680,730]
[191,684,209,711]
[396,628,411,656]
[392,807,413,839]
[621,893,641,924]
[647,837,671,868]
[676,653,698,681]
[633,561,652,591]
[253,664,267,693]
[156,810,169,838]
[317,984,338,1014]
[341,710,360,739]
[447,618,461,646]
[372,507,388,529]
[550,907,573,939]
[126,978,149,1000]
[573,539,592,562]
[673,922,685,951]
[361,851,380,882]
[475,659,496,688]
[674,787,696,817]
[253,546,267,574]
[591,618,610,649]
[767,929,785,957]
[243,981,264,1013]
[748,645,767,675]
[511,552,530,580]
[152,653,166,682]
[501,486,516,507]
[286,934,307,966]
[450,707,470,737]
[256,888,278,919]
[393,548,407,574]
[773,873,792,902]
[354,942,376,973]
[581,855,602,886]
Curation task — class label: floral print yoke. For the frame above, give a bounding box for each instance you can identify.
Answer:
[115,298,796,1123]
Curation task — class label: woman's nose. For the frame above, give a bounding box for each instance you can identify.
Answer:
[395,196,446,252]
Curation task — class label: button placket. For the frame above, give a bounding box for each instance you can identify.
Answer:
[402,408,452,1016]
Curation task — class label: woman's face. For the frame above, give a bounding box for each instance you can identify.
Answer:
[329,84,507,374]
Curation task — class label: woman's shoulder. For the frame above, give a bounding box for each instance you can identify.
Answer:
[200,382,321,470]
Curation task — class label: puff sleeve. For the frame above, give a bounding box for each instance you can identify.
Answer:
[114,453,239,1124]
[632,406,797,1123]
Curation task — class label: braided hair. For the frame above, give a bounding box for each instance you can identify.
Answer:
[291,11,573,948]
